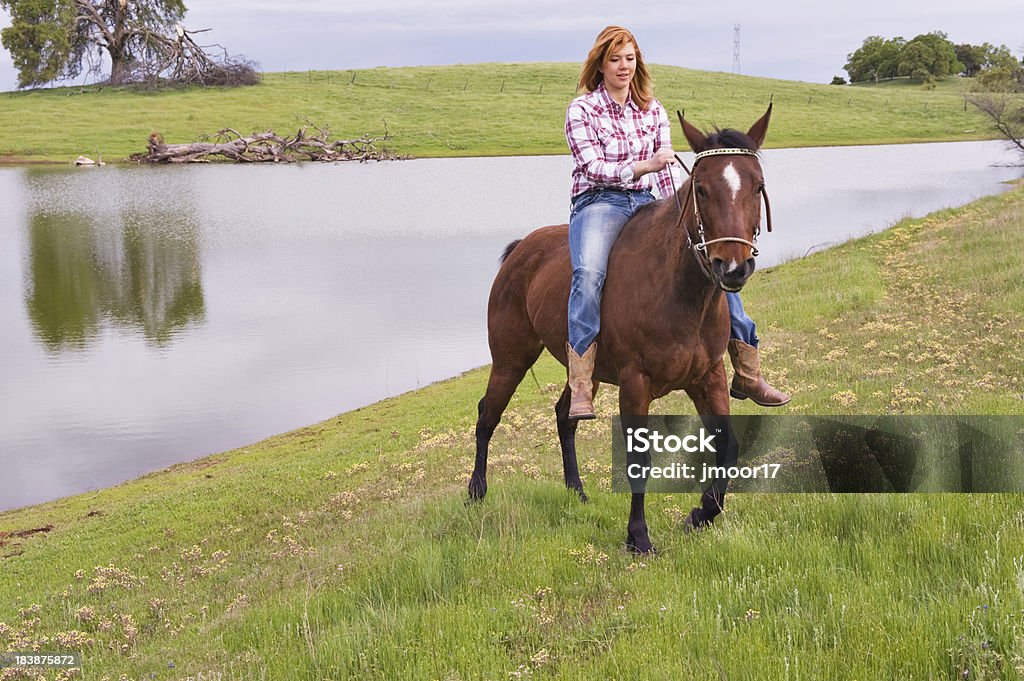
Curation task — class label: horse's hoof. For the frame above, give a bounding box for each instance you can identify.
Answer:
[682,508,712,534]
[466,477,487,503]
[567,486,588,503]
[625,535,657,555]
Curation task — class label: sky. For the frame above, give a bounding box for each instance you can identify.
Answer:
[0,1,1022,91]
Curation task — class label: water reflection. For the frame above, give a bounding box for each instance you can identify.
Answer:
[24,181,204,351]
[25,213,103,350]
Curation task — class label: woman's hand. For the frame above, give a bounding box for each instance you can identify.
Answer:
[634,147,676,178]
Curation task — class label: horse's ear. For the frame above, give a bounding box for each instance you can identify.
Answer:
[677,109,708,153]
[746,102,772,149]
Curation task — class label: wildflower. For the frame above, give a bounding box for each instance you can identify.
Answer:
[830,390,857,407]
[530,648,550,667]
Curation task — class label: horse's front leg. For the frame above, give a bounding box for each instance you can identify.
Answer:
[619,369,654,554]
[683,360,738,531]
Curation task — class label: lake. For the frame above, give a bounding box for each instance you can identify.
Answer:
[0,140,1020,511]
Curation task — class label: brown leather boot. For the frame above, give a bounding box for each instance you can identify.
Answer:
[728,339,791,407]
[566,341,597,420]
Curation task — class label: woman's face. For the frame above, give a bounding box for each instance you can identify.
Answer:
[601,42,637,92]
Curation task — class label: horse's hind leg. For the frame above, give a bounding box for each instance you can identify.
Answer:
[468,341,544,501]
[554,381,600,502]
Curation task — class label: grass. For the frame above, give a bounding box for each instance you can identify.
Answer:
[1,179,1023,678]
[0,63,997,163]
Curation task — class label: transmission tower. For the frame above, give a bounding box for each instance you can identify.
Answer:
[732,23,741,75]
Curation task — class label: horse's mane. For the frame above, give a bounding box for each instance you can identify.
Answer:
[701,128,759,153]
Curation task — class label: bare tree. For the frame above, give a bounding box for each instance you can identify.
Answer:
[968,93,1024,163]
[124,26,260,87]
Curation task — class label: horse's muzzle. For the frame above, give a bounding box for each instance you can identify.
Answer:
[711,257,755,292]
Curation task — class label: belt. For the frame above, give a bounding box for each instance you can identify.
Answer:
[573,186,652,200]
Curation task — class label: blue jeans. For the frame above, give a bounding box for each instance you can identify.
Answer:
[568,188,759,354]
[568,189,654,354]
[726,291,759,347]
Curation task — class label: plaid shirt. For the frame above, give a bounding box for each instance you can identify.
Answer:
[566,82,675,200]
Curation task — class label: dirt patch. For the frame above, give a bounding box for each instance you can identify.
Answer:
[0,524,54,548]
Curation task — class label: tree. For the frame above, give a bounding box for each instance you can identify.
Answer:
[844,35,886,83]
[897,32,962,82]
[844,35,904,83]
[1,0,186,87]
[975,44,1024,91]
[955,43,987,77]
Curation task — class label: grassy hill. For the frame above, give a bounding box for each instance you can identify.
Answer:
[1,179,1022,678]
[0,63,996,163]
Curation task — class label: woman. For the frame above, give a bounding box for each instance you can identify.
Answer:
[564,25,790,419]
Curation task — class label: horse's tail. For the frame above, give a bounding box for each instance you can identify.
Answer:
[499,240,522,264]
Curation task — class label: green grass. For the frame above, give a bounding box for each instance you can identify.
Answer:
[1,182,1023,678]
[0,63,996,163]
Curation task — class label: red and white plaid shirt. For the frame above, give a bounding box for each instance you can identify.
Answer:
[565,82,675,200]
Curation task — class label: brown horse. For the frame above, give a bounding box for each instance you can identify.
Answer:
[468,105,774,553]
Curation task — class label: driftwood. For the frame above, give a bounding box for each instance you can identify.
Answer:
[134,123,404,163]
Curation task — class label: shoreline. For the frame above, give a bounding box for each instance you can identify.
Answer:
[0,135,1004,167]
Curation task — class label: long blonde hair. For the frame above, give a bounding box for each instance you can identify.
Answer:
[576,26,654,111]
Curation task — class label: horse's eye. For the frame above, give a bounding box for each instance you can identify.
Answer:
[696,184,707,198]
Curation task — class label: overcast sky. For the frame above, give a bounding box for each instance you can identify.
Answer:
[1,1,1022,91]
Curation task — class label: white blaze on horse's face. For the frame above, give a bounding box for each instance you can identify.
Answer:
[722,163,742,201]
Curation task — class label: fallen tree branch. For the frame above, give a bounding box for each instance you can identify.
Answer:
[133,123,406,163]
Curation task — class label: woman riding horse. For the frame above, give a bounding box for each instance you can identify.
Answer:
[469,26,785,552]
[564,25,790,419]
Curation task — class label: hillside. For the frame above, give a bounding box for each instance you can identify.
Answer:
[0,63,995,163]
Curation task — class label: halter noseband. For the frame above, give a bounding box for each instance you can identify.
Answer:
[670,147,774,287]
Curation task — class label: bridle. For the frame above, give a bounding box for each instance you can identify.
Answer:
[670,147,774,287]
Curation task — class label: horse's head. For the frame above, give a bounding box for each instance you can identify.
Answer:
[678,104,772,292]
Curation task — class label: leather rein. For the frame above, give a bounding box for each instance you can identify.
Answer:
[669,147,774,286]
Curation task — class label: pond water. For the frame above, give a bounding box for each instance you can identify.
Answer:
[0,140,1020,511]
